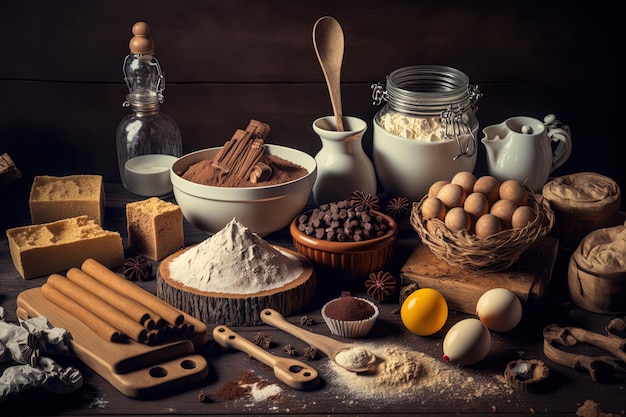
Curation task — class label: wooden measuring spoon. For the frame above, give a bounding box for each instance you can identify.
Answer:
[212,325,320,390]
[313,16,345,132]
[260,308,377,373]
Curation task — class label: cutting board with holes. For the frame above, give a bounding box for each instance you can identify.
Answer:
[16,287,209,399]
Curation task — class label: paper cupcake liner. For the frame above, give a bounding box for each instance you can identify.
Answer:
[321,297,379,338]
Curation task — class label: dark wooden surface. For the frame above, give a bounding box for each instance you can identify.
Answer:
[1,184,625,416]
[0,1,623,231]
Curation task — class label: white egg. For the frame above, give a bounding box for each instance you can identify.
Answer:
[476,288,523,332]
[442,318,491,366]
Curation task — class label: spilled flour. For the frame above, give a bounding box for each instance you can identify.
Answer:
[168,218,303,294]
[325,344,512,402]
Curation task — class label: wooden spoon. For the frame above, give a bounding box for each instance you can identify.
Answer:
[260,308,377,373]
[213,325,320,390]
[313,16,345,132]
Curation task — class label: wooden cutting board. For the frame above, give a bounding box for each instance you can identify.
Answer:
[400,236,559,314]
[16,287,209,399]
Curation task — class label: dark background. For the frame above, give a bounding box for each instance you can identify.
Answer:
[1,0,622,228]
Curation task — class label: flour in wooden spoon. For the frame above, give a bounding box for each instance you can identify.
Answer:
[168,218,303,294]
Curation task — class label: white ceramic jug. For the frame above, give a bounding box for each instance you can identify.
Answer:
[312,116,377,205]
[481,114,572,192]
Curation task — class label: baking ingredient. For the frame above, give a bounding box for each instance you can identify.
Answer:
[437,183,466,209]
[379,112,447,141]
[335,347,371,369]
[490,199,517,230]
[451,171,477,196]
[168,218,303,294]
[474,214,503,238]
[421,196,446,221]
[473,175,500,206]
[476,288,522,332]
[499,179,528,206]
[324,295,375,321]
[326,343,511,402]
[428,180,449,198]
[511,205,536,229]
[400,288,448,336]
[444,207,471,233]
[464,192,490,223]
[443,318,491,366]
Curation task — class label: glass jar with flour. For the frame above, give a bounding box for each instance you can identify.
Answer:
[371,65,481,200]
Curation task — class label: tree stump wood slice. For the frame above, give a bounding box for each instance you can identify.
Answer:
[157,245,316,326]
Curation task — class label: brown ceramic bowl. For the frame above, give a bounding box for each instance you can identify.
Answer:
[289,210,398,282]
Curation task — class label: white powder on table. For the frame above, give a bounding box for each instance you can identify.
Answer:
[168,218,303,294]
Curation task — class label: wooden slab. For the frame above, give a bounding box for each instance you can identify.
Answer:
[158,245,316,326]
[400,236,559,314]
[16,287,209,399]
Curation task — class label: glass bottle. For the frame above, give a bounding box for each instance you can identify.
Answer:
[370,65,482,199]
[116,21,182,197]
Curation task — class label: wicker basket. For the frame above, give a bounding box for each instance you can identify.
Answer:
[410,190,555,271]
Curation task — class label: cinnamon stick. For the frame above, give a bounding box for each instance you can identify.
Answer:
[66,267,157,330]
[46,273,148,343]
[41,281,126,343]
[81,258,184,326]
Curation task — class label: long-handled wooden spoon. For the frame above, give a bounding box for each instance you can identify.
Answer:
[313,16,345,132]
[213,325,320,390]
[260,308,377,373]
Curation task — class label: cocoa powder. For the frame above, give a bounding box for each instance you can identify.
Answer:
[180,154,308,187]
[325,296,375,321]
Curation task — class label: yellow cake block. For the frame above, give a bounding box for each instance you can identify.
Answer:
[6,216,124,279]
[29,175,105,226]
[127,197,184,261]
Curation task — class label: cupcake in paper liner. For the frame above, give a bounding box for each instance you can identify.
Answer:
[321,295,379,338]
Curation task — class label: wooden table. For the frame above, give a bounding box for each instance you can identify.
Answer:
[1,184,624,416]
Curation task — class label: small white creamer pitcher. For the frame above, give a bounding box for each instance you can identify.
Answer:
[481,114,572,192]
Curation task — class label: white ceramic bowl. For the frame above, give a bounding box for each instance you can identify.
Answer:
[125,154,178,197]
[373,121,477,200]
[170,145,317,236]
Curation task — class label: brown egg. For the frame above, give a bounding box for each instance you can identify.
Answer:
[473,175,500,206]
[511,205,536,229]
[445,207,471,233]
[490,199,517,229]
[499,179,528,206]
[437,183,466,209]
[474,214,503,238]
[451,171,477,196]
[464,192,490,221]
[421,196,446,221]
[428,180,450,198]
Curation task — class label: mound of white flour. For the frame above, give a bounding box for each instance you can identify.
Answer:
[168,218,303,294]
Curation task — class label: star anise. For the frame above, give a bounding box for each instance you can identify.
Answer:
[349,190,380,213]
[300,316,314,326]
[253,332,272,349]
[303,346,318,360]
[283,344,296,356]
[386,196,410,219]
[123,255,153,281]
[365,271,397,302]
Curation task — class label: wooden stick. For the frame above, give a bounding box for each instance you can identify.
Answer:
[81,258,184,326]
[66,267,156,330]
[41,281,126,343]
[46,274,148,343]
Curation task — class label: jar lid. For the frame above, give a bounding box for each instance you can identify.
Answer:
[542,172,621,217]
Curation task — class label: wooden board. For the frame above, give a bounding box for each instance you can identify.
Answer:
[400,237,559,314]
[16,287,209,399]
[157,245,316,327]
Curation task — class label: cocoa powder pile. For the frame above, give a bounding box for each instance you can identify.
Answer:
[324,295,375,321]
[181,153,308,187]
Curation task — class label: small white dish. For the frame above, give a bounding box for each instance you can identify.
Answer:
[124,154,178,197]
